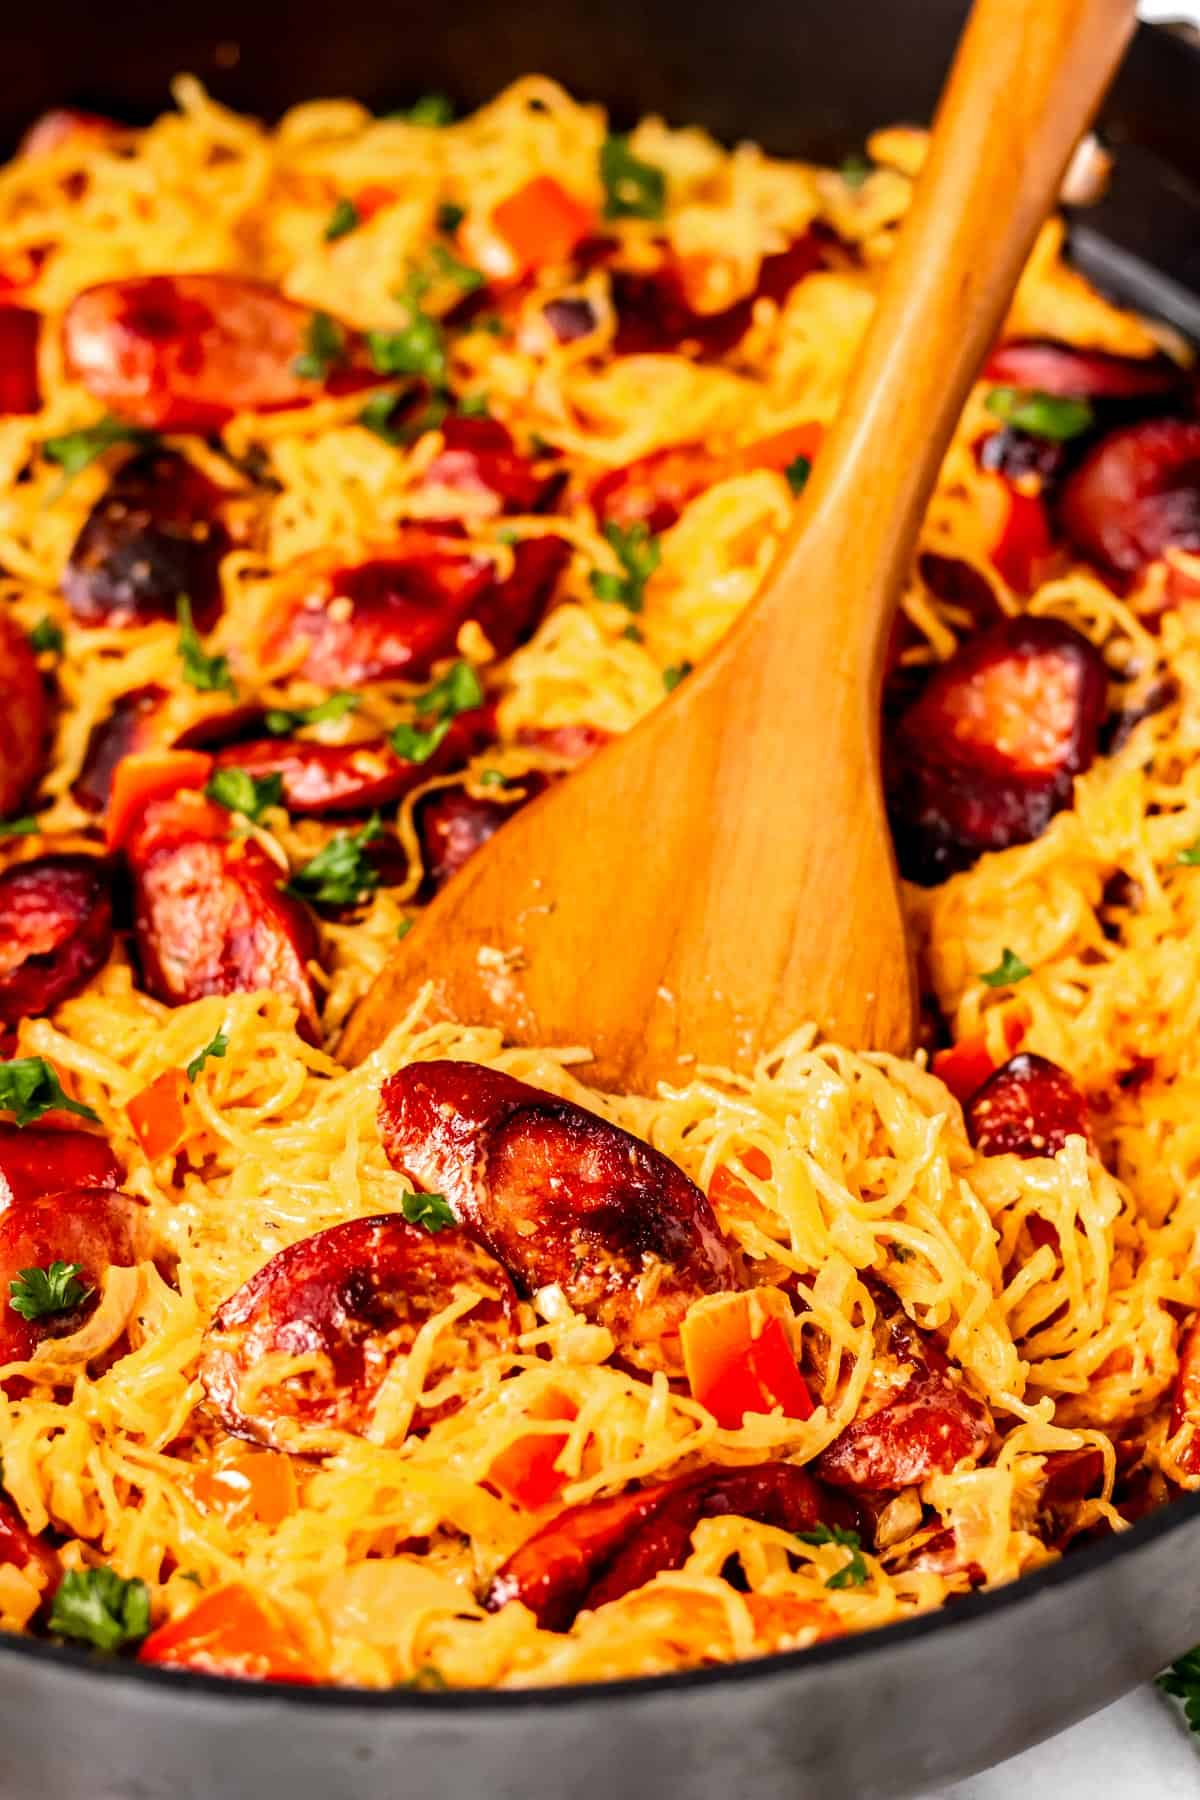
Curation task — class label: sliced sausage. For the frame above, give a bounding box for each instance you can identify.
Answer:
[983,339,1185,402]
[0,1122,121,1211]
[63,450,232,630]
[127,795,320,1039]
[62,275,376,432]
[814,1295,992,1494]
[885,617,1108,885]
[516,723,613,764]
[378,1062,738,1356]
[0,308,40,416]
[210,707,493,818]
[591,445,723,534]
[417,416,560,515]
[0,1185,151,1373]
[965,1052,1089,1158]
[485,1459,860,1630]
[272,534,568,687]
[200,1213,518,1450]
[0,610,48,820]
[1057,419,1200,586]
[611,234,827,359]
[0,854,114,1029]
[416,773,550,892]
[73,686,167,814]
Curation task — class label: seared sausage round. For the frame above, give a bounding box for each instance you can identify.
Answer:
[0,611,48,821]
[378,1061,738,1356]
[0,1122,121,1211]
[0,854,114,1029]
[200,1213,518,1449]
[0,1186,151,1374]
[965,1052,1090,1158]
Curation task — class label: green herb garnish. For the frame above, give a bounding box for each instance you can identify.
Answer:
[427,241,484,293]
[186,1029,230,1083]
[404,1663,449,1689]
[0,1057,98,1127]
[41,417,156,499]
[176,597,235,696]
[9,1261,93,1323]
[293,311,348,381]
[980,947,1032,988]
[366,317,447,385]
[785,454,812,496]
[0,817,38,837]
[49,1567,151,1653]
[840,151,873,190]
[356,388,409,445]
[29,617,64,654]
[436,201,465,235]
[478,769,509,788]
[396,917,414,940]
[589,520,661,613]
[796,1523,869,1590]
[984,386,1094,443]
[286,814,384,907]
[390,660,485,765]
[600,135,666,221]
[205,767,285,823]
[403,94,454,127]
[400,1190,456,1234]
[1177,838,1200,866]
[458,391,490,418]
[324,196,361,241]
[1159,1647,1200,1734]
[662,662,692,693]
[263,692,360,736]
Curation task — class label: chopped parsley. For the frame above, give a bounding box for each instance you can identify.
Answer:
[390,660,485,764]
[1177,837,1200,866]
[205,766,285,823]
[458,391,491,418]
[427,241,485,293]
[589,520,661,613]
[1159,1647,1200,1734]
[403,1663,449,1689]
[41,417,156,500]
[324,196,361,241]
[176,597,235,696]
[396,917,414,940]
[29,616,64,655]
[599,135,666,221]
[840,151,873,190]
[402,94,454,127]
[478,769,509,788]
[662,662,693,693]
[264,692,360,736]
[436,201,465,235]
[0,817,38,837]
[984,386,1094,442]
[49,1567,151,1654]
[400,1190,456,1234]
[186,1029,230,1083]
[621,621,644,644]
[0,1057,98,1128]
[9,1260,93,1323]
[785,454,812,496]
[366,316,447,386]
[980,947,1032,988]
[796,1523,869,1590]
[293,311,348,382]
[286,814,384,907]
[357,387,411,446]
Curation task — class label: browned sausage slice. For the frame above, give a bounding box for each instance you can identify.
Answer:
[485,1459,861,1630]
[63,275,377,432]
[416,773,550,892]
[0,1186,151,1374]
[63,450,232,630]
[814,1296,992,1494]
[73,686,168,814]
[200,1213,518,1450]
[1057,419,1200,586]
[378,1061,737,1355]
[0,308,40,415]
[0,855,113,1029]
[0,1123,121,1211]
[0,611,48,821]
[127,795,320,1038]
[965,1052,1089,1158]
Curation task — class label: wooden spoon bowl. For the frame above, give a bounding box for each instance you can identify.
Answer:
[342,0,1135,1091]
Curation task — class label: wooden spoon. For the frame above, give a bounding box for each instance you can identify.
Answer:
[342,0,1135,1090]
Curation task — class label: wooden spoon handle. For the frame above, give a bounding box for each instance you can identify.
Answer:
[743,0,1135,685]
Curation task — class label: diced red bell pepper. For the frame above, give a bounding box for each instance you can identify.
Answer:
[138,1584,312,1684]
[487,1390,578,1509]
[931,1013,1026,1105]
[991,488,1056,593]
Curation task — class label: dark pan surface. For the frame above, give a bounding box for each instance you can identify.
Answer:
[1,5,1200,1795]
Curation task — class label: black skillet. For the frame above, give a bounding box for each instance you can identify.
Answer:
[1,3,1199,1794]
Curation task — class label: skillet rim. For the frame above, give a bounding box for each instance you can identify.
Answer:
[1,1471,1197,1709]
[3,7,1200,1725]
